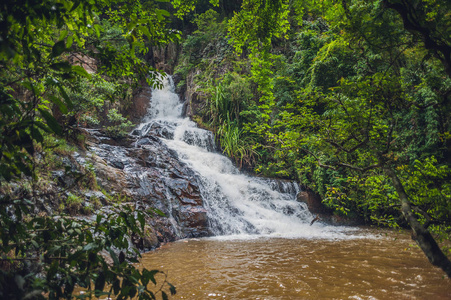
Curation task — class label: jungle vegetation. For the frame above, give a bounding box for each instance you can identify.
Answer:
[0,0,450,299]
[174,0,451,277]
[0,0,215,298]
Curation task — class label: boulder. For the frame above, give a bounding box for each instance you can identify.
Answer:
[297,189,330,214]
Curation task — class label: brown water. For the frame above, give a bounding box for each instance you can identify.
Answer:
[140,229,451,300]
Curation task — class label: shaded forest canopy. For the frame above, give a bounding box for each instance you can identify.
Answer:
[1,0,450,298]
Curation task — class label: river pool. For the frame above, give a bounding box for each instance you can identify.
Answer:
[140,229,450,299]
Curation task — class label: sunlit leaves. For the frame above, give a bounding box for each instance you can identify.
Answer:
[228,0,290,54]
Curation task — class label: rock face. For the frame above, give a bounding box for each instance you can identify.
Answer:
[79,129,210,247]
[179,70,207,119]
[297,189,330,215]
[125,83,152,124]
[297,188,363,226]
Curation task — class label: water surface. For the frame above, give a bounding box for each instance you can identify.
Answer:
[140,229,450,299]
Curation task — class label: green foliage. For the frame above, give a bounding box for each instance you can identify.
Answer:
[0,0,174,181]
[228,0,290,54]
[0,0,210,298]
[174,7,231,82]
[66,192,83,209]
[401,157,451,240]
[171,0,219,19]
[104,109,133,139]
[217,121,259,168]
[207,73,252,127]
[0,203,174,299]
[180,0,451,248]
[194,9,221,33]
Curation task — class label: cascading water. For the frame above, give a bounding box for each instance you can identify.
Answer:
[137,76,361,240]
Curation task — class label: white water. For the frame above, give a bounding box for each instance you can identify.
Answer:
[138,76,369,240]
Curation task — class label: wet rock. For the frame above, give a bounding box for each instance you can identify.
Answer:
[109,159,125,169]
[328,214,364,226]
[297,188,364,226]
[138,121,176,139]
[297,189,331,215]
[82,128,211,242]
[51,170,76,188]
[141,226,160,249]
[135,137,153,146]
[124,83,152,124]
[84,191,108,205]
[177,206,208,231]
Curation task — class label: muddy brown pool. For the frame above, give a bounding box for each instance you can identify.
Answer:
[139,229,450,299]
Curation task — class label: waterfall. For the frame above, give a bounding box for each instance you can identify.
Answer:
[137,75,360,239]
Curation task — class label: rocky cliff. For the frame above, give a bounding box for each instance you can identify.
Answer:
[77,127,210,249]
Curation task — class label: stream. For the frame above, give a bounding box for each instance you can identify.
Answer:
[134,76,450,299]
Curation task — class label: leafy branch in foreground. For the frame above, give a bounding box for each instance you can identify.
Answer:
[0,201,175,299]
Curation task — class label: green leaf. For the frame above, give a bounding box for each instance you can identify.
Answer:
[47,261,59,280]
[70,0,81,12]
[35,120,52,133]
[150,208,166,217]
[139,26,152,39]
[38,108,62,135]
[129,287,137,298]
[162,291,168,300]
[93,24,102,38]
[137,212,145,231]
[72,65,91,79]
[113,278,120,295]
[57,85,73,109]
[14,275,25,290]
[67,35,74,48]
[119,251,125,263]
[50,62,72,72]
[83,243,96,251]
[21,81,33,91]
[146,270,159,285]
[21,81,39,95]
[108,248,120,266]
[156,9,170,21]
[58,30,68,41]
[30,126,44,144]
[31,239,39,248]
[168,283,176,295]
[49,95,68,114]
[95,272,106,295]
[52,40,66,57]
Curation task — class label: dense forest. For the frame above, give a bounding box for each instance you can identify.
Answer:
[1,0,450,299]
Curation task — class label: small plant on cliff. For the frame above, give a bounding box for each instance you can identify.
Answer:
[65,192,84,214]
[104,108,133,139]
[217,120,259,169]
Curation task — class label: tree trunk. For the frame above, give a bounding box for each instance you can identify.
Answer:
[384,166,451,278]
